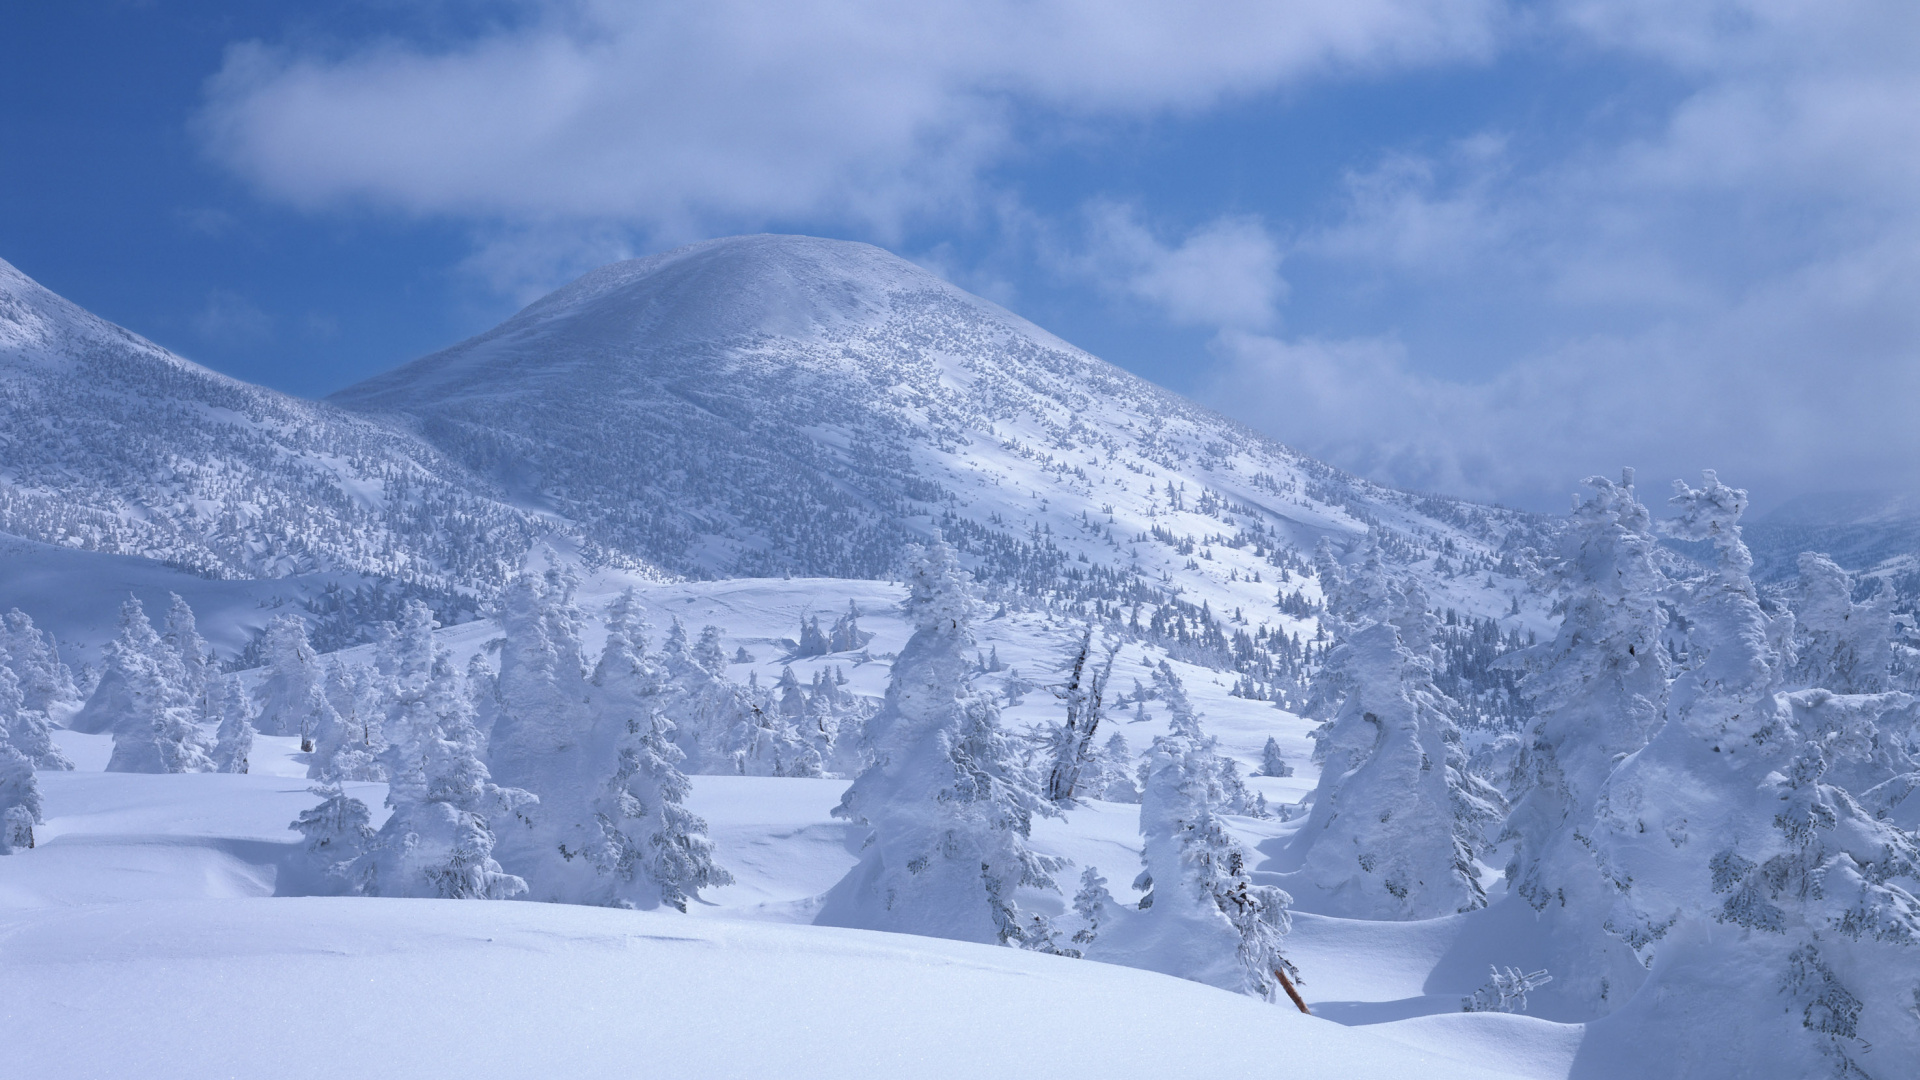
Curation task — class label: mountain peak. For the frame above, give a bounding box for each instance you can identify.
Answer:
[335,234,1018,408]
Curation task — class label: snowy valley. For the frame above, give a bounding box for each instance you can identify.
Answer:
[4,236,1919,1080]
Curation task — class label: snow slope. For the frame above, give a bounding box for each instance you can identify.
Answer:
[1,897,1534,1080]
[0,255,560,595]
[7,725,1548,1080]
[332,234,1552,632]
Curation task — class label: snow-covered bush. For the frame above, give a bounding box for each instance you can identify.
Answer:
[1462,967,1553,1014]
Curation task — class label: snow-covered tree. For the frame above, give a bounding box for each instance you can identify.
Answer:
[291,783,376,891]
[1581,473,1920,1076]
[582,591,732,909]
[208,675,256,775]
[253,615,335,749]
[0,742,40,854]
[355,603,531,900]
[1790,552,1895,694]
[1043,630,1119,803]
[87,598,210,774]
[161,593,211,715]
[310,661,383,781]
[1105,662,1297,1000]
[487,570,592,792]
[1257,736,1293,778]
[819,541,1060,944]
[1498,471,1672,1013]
[1098,730,1141,803]
[0,662,71,770]
[1288,551,1502,918]
[3,609,80,717]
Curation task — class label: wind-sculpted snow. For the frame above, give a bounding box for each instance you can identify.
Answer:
[0,257,555,599]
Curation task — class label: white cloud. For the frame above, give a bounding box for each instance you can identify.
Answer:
[194,0,1500,236]
[1073,205,1288,331]
[1177,0,1920,509]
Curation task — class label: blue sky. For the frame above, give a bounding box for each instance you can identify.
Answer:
[5,1,1917,512]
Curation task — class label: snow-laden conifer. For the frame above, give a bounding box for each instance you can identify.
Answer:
[1288,551,1502,918]
[92,598,211,773]
[583,591,732,909]
[356,602,531,900]
[1256,736,1293,778]
[1498,471,1670,1012]
[310,661,383,781]
[208,675,256,775]
[0,661,71,770]
[253,615,335,748]
[161,593,211,716]
[291,782,376,891]
[1105,661,1297,1000]
[820,541,1060,944]
[1790,552,1895,694]
[1581,473,1920,1076]
[0,741,40,854]
[1098,730,1141,803]
[2,609,80,718]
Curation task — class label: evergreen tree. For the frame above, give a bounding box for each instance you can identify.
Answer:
[310,661,383,781]
[0,662,71,770]
[208,675,256,775]
[1257,736,1293,778]
[585,591,732,909]
[1583,473,1920,1076]
[0,742,40,854]
[1288,551,1503,918]
[2,609,80,717]
[1499,471,1672,1013]
[161,593,211,716]
[1790,552,1895,694]
[95,598,211,774]
[253,615,335,748]
[820,541,1061,944]
[1107,662,1297,1000]
[355,603,531,900]
[1099,730,1141,803]
[291,782,376,891]
[692,625,729,675]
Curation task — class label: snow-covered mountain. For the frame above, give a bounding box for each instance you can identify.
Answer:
[0,256,556,609]
[333,235,1550,620]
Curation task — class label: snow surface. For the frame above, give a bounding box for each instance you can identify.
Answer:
[7,726,1553,1080]
[3,898,1535,1080]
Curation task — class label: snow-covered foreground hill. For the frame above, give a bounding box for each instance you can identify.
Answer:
[8,725,1563,1080]
[5,896,1536,1080]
